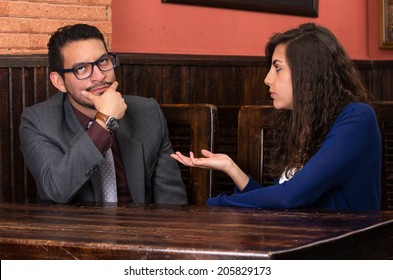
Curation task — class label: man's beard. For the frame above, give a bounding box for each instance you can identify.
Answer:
[67,93,95,110]
[67,81,114,110]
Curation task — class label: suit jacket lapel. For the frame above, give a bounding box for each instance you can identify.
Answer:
[116,117,146,202]
[61,94,146,202]
[63,95,86,145]
[62,95,103,201]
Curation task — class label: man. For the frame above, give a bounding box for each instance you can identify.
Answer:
[19,24,187,204]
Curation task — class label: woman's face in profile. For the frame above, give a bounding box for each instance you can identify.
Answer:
[264,44,293,110]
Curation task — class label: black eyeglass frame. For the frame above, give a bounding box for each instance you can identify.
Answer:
[56,52,119,80]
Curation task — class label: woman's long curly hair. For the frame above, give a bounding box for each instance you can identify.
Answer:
[265,23,372,179]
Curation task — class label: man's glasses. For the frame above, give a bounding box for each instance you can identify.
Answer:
[57,52,119,80]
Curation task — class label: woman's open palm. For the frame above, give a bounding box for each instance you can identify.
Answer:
[170,149,233,173]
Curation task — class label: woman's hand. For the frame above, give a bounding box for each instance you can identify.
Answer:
[171,149,233,172]
[170,149,250,190]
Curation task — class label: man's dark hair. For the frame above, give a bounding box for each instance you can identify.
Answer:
[47,24,108,72]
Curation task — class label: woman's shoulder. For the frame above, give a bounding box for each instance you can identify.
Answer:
[340,102,376,120]
[343,102,374,112]
[332,102,378,132]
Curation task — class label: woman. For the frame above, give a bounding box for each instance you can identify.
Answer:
[171,23,381,210]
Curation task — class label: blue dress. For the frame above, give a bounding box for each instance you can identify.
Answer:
[207,103,382,210]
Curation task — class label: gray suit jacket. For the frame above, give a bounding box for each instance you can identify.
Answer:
[19,92,187,204]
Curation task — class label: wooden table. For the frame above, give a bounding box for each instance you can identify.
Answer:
[1,202,393,259]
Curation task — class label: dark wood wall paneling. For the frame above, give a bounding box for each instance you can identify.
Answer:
[1,53,393,202]
[116,53,271,105]
[0,56,57,202]
[356,60,393,101]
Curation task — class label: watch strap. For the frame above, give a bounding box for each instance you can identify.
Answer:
[94,111,109,124]
[94,111,119,131]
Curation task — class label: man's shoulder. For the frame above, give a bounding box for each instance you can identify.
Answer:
[20,93,67,131]
[123,95,157,105]
[123,95,159,112]
[25,92,64,112]
[122,96,163,127]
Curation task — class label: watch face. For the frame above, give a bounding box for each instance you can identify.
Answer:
[107,117,120,131]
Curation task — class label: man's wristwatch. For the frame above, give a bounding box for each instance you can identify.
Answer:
[94,111,120,131]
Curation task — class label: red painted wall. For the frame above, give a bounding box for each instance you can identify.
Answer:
[112,0,393,60]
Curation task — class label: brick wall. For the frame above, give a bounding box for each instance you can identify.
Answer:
[0,0,112,55]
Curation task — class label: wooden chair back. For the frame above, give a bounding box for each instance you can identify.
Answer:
[373,101,393,210]
[237,105,275,186]
[160,104,217,205]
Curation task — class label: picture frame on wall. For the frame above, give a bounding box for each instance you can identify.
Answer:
[380,0,393,49]
[162,0,319,18]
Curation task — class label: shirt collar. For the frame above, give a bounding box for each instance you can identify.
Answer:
[71,106,93,130]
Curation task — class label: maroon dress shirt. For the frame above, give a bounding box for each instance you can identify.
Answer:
[72,107,133,202]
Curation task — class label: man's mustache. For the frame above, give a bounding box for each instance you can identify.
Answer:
[85,81,113,92]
